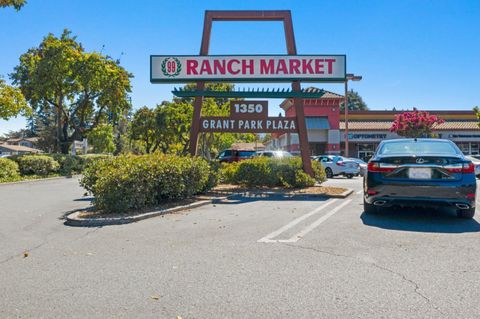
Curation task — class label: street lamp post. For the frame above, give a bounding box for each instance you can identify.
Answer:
[344,73,362,157]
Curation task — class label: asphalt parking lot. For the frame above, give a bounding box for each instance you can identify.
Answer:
[1,177,480,318]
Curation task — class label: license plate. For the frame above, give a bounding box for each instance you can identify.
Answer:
[408,167,431,179]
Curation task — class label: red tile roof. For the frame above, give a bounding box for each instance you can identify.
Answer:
[0,144,42,153]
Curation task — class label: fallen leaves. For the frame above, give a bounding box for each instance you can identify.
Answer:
[23,251,29,258]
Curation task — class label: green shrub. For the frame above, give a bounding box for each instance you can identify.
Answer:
[220,157,326,188]
[80,154,215,213]
[79,155,114,194]
[48,154,84,176]
[16,155,60,176]
[0,158,20,182]
[219,161,240,184]
[79,154,113,165]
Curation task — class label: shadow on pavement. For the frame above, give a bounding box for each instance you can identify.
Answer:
[212,192,330,205]
[360,207,480,233]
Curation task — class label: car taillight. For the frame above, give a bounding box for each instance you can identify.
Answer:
[444,162,474,174]
[336,161,345,166]
[462,162,474,173]
[367,162,398,172]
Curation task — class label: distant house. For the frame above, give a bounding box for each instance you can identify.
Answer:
[6,137,40,149]
[0,144,42,156]
[231,142,265,151]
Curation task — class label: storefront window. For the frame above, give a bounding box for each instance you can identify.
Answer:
[471,143,479,155]
[357,144,377,161]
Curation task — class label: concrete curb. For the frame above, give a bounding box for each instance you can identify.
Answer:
[328,188,354,198]
[64,196,231,227]
[64,188,354,227]
[0,175,81,186]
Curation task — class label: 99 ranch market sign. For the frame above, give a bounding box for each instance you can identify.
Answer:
[150,55,346,82]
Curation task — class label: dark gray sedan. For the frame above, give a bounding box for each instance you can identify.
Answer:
[364,139,476,218]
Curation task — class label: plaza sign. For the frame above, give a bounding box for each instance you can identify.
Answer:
[200,101,297,133]
[150,55,346,83]
[200,117,297,133]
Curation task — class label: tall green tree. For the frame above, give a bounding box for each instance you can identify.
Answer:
[11,29,132,153]
[129,107,157,154]
[0,78,30,120]
[340,89,368,111]
[129,102,193,154]
[87,123,116,154]
[129,83,256,157]
[0,0,26,10]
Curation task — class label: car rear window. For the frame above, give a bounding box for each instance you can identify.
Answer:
[378,141,459,155]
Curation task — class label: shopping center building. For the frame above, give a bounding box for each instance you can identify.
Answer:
[265,90,480,161]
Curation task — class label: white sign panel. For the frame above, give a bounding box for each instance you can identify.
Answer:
[150,55,346,83]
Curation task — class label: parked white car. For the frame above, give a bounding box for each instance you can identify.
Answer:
[348,157,368,176]
[465,156,480,178]
[254,151,293,158]
[312,155,360,178]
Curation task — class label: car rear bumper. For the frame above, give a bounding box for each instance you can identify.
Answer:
[365,195,475,209]
[336,168,360,175]
[364,180,476,208]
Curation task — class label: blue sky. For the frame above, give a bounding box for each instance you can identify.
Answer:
[0,0,479,135]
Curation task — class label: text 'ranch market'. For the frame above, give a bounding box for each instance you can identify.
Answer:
[151,55,346,81]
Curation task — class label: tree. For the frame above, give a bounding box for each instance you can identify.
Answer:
[87,124,116,154]
[340,89,368,111]
[0,78,30,120]
[473,106,480,128]
[129,102,193,154]
[11,29,132,153]
[129,83,255,158]
[129,107,157,154]
[0,0,26,10]
[3,128,34,139]
[390,110,444,138]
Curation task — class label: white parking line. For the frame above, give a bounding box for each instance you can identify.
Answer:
[356,190,363,195]
[278,199,353,243]
[257,199,338,243]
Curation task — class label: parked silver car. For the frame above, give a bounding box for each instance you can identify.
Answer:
[348,158,368,176]
[312,155,360,178]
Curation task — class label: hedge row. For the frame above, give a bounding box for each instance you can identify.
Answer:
[80,154,216,213]
[220,157,326,188]
[0,154,112,182]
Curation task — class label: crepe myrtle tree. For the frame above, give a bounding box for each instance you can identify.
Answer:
[390,110,445,138]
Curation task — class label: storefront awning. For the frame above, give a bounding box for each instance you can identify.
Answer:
[306,117,330,129]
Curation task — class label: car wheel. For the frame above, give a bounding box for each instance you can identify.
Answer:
[364,198,378,214]
[456,208,475,219]
[346,174,354,179]
[325,168,333,178]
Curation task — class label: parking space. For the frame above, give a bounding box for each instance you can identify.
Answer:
[1,177,480,318]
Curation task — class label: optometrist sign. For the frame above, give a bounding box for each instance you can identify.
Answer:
[150,55,346,83]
